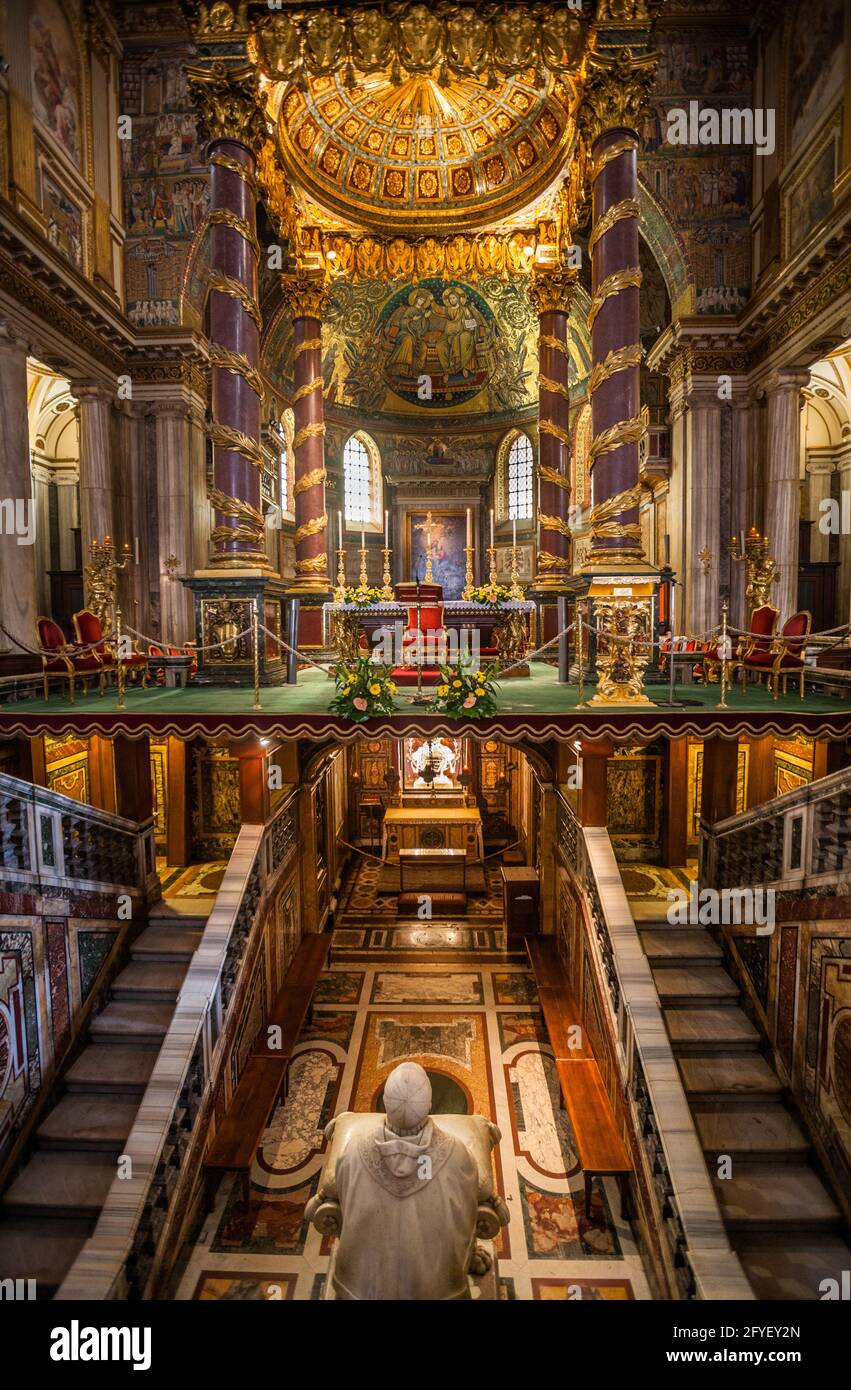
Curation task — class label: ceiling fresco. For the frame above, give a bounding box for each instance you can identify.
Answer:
[272,66,578,236]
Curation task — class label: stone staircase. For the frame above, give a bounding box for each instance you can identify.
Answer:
[635,910,851,1300]
[0,899,208,1298]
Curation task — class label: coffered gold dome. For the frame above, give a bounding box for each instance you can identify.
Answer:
[274,68,578,236]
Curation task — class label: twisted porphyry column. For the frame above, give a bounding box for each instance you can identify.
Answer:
[187,63,269,570]
[529,268,577,590]
[581,51,656,570]
[280,275,330,596]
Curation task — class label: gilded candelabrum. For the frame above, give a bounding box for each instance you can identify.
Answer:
[729,528,779,612]
[84,536,132,631]
[487,546,498,586]
[334,547,346,602]
[358,546,369,587]
[462,545,475,600]
[508,545,524,600]
[381,547,393,600]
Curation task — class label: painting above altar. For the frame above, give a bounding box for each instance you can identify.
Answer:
[403,736,465,793]
[407,511,467,599]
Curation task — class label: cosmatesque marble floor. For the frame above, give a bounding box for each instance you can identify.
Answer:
[176,963,651,1302]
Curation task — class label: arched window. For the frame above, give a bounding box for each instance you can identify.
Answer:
[506,432,533,520]
[343,431,382,528]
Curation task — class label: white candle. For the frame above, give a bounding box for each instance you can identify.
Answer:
[512,517,517,548]
[338,510,343,549]
[384,509,389,547]
[361,523,365,550]
[466,508,471,546]
[489,508,494,547]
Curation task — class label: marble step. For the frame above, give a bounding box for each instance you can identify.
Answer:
[693,1103,810,1160]
[665,1006,760,1052]
[131,924,203,962]
[0,1216,90,1296]
[678,1053,783,1100]
[639,929,723,962]
[1,1153,118,1218]
[714,1163,842,1231]
[146,899,211,927]
[89,1000,173,1043]
[36,1095,138,1152]
[733,1231,851,1301]
[110,960,186,1001]
[65,1044,157,1095]
[653,964,739,1005]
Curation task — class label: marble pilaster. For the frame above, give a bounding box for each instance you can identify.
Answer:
[764,369,809,621]
[0,322,38,660]
[75,381,115,556]
[152,399,195,644]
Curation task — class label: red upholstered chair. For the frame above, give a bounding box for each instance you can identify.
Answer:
[73,608,149,687]
[37,616,107,703]
[742,610,812,700]
[737,604,781,693]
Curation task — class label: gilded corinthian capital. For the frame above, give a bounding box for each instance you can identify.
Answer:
[528,266,579,317]
[185,61,268,150]
[280,274,331,322]
[578,48,659,144]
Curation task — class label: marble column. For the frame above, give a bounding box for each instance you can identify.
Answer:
[280,276,330,596]
[152,400,194,644]
[805,453,834,564]
[529,268,576,588]
[764,369,809,621]
[586,127,644,567]
[186,64,268,572]
[685,387,722,637]
[75,381,115,558]
[837,451,851,625]
[729,391,751,632]
[0,322,38,661]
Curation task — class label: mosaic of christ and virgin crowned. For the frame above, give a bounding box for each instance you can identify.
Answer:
[264,271,572,419]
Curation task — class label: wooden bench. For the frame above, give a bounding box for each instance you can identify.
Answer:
[526,937,632,1219]
[204,932,331,1207]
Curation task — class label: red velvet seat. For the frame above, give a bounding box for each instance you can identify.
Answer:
[742,610,811,700]
[73,608,149,687]
[701,604,778,685]
[37,616,107,703]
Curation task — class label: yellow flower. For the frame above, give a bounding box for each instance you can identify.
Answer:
[452,679,462,689]
[369,683,381,695]
[475,689,485,698]
[437,684,449,696]
[387,681,397,694]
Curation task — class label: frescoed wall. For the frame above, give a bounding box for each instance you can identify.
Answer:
[30,0,83,166]
[119,41,210,327]
[638,17,752,315]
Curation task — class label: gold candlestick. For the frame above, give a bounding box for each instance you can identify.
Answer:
[381,547,393,600]
[462,545,475,599]
[115,606,126,709]
[334,547,346,602]
[487,546,497,586]
[358,547,368,587]
[424,511,433,584]
[729,528,778,613]
[508,545,523,600]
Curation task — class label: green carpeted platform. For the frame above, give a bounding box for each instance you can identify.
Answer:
[1,663,848,717]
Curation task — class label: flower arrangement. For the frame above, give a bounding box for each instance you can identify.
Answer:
[343,584,385,607]
[467,583,514,607]
[329,656,398,722]
[432,660,499,718]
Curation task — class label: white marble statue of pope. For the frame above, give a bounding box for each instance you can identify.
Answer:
[318,1063,484,1300]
